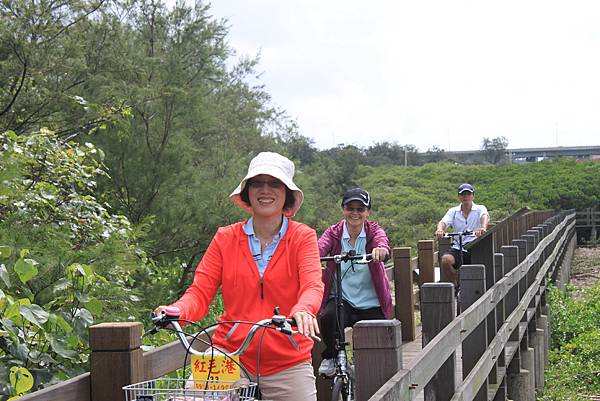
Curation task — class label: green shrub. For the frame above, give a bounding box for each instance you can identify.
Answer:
[541,283,600,400]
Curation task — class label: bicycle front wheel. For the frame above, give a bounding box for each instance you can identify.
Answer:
[331,377,351,401]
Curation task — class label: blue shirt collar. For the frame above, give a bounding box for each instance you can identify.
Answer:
[244,216,288,239]
[342,220,366,240]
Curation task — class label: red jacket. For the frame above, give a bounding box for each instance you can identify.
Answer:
[172,220,324,376]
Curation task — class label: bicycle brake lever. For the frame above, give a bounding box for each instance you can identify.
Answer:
[143,325,160,337]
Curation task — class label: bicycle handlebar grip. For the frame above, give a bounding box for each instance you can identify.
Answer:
[152,306,181,327]
[164,306,181,317]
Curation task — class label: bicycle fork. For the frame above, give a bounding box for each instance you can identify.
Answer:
[332,345,354,401]
[335,346,349,376]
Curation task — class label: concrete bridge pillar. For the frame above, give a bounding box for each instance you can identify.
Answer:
[533,328,545,389]
[506,355,534,401]
[537,315,549,366]
[520,346,536,401]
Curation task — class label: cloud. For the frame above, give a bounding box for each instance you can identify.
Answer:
[206,0,600,150]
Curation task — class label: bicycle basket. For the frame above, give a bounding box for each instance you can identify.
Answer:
[123,378,258,401]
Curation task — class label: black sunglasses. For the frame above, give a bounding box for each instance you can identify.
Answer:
[344,205,367,213]
[248,179,285,189]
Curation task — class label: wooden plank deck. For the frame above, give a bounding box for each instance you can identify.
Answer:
[401,325,463,401]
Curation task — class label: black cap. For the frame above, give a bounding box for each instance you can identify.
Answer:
[341,188,372,209]
[458,183,474,194]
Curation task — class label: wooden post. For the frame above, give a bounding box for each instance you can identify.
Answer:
[523,233,537,287]
[421,283,456,401]
[460,264,488,401]
[437,237,452,282]
[312,333,330,401]
[394,247,416,341]
[494,252,506,324]
[512,239,528,301]
[490,253,505,394]
[90,322,143,401]
[469,234,496,291]
[418,240,435,285]
[500,245,520,345]
[469,233,497,352]
[353,320,402,401]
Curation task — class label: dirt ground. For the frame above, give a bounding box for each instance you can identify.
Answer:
[570,246,600,296]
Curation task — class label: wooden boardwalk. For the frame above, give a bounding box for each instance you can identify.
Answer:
[401,324,463,401]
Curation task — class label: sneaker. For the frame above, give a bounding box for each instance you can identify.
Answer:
[318,358,335,376]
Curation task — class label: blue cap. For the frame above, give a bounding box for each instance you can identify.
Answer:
[458,183,474,194]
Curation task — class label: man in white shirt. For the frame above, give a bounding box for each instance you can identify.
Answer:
[435,183,490,290]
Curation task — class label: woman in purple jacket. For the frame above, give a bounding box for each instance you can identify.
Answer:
[317,187,393,376]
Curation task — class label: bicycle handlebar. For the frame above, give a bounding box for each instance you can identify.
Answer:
[320,251,373,264]
[150,306,317,357]
[443,230,473,238]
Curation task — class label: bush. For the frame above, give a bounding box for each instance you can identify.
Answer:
[0,130,146,397]
[541,283,600,400]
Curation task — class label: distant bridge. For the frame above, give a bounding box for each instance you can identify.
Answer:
[444,145,600,163]
[507,146,600,161]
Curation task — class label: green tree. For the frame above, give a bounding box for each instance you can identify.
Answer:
[76,0,297,293]
[365,142,420,166]
[0,0,124,136]
[423,146,447,163]
[481,136,509,164]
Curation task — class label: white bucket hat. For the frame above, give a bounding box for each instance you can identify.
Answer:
[229,152,304,217]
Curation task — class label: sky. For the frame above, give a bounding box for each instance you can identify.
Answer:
[199,1,600,151]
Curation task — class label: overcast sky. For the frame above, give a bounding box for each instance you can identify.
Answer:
[203,1,600,151]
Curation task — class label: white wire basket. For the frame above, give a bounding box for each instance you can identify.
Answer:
[123,378,258,401]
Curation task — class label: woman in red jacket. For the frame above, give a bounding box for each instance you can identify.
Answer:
[155,152,324,401]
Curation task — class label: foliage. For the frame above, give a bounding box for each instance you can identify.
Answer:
[364,142,419,167]
[75,0,294,295]
[345,159,600,247]
[547,284,600,349]
[0,0,125,136]
[0,130,145,396]
[481,136,509,164]
[541,283,600,400]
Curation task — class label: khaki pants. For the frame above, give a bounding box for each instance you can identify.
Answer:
[248,361,317,401]
[185,349,316,401]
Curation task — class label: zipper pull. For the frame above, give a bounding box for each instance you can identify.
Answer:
[260,277,264,299]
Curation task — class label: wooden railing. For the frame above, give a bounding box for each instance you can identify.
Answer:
[576,207,600,227]
[576,207,599,243]
[353,210,576,401]
[18,208,573,401]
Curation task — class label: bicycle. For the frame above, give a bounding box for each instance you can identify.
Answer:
[443,229,474,268]
[319,251,374,401]
[441,230,473,314]
[123,306,307,401]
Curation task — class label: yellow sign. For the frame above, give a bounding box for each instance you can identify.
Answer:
[191,353,241,390]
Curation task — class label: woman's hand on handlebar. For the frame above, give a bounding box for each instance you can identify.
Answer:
[292,311,320,339]
[153,305,170,317]
[371,247,388,262]
[474,227,487,237]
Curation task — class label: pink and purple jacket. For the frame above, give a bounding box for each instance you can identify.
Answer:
[317,220,393,318]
